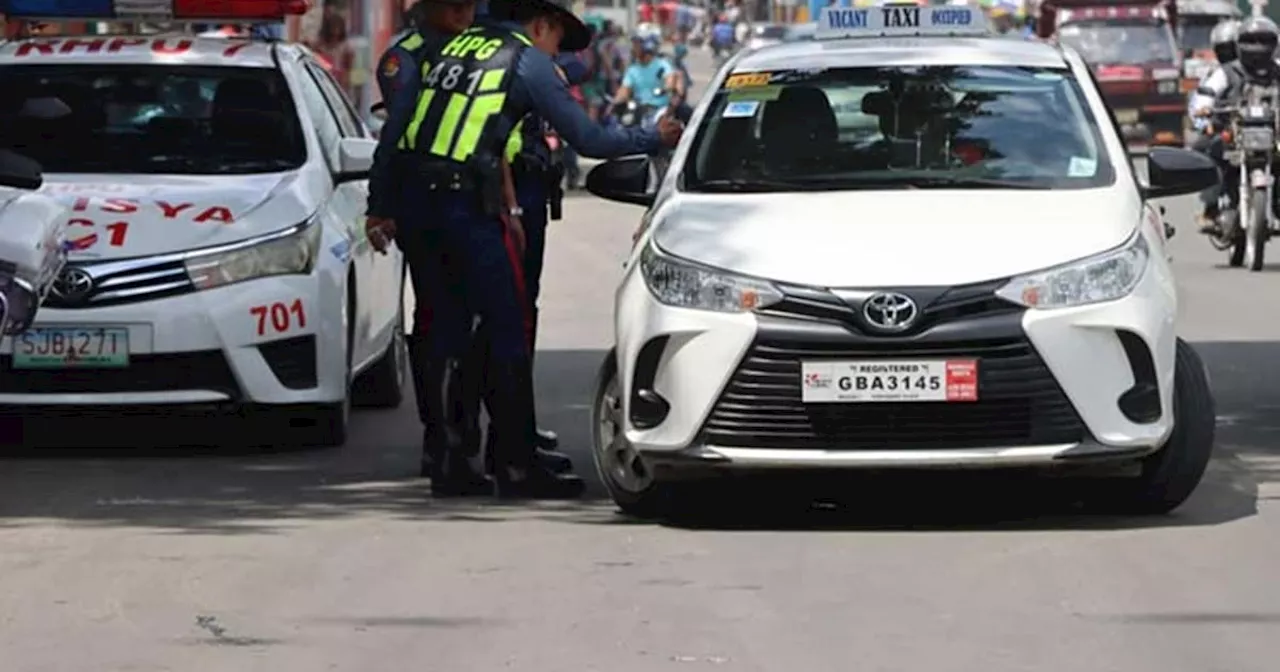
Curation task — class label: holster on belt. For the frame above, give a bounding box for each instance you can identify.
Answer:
[548,162,565,221]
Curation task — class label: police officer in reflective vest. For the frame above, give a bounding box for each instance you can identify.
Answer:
[368,0,484,490]
[368,0,681,498]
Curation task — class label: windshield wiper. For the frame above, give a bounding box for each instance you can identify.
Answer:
[693,178,899,192]
[887,176,1040,189]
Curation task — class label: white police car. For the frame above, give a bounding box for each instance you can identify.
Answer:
[586,4,1221,516]
[0,0,405,445]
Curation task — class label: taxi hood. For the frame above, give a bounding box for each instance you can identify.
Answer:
[652,188,1141,288]
[37,172,310,260]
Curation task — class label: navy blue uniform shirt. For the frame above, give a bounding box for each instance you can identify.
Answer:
[368,21,661,218]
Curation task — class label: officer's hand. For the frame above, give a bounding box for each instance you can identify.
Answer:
[501,212,526,256]
[366,216,395,254]
[656,115,683,147]
[1194,106,1213,118]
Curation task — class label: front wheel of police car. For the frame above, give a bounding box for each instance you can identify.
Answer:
[588,6,1221,518]
[0,25,406,447]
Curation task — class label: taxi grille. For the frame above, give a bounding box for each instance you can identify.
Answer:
[700,338,1086,450]
[757,278,1020,333]
[44,257,195,309]
[0,350,240,396]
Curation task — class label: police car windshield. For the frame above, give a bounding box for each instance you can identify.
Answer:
[0,65,306,175]
[1057,19,1178,65]
[685,65,1116,192]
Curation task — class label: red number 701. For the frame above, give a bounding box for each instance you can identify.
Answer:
[250,299,307,336]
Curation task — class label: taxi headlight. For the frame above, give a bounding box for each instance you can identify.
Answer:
[640,243,784,313]
[1157,80,1178,95]
[184,220,321,290]
[995,231,1148,309]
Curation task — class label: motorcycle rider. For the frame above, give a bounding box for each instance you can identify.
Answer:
[1190,17,1279,236]
[614,37,685,125]
[710,12,734,60]
[1186,18,1240,230]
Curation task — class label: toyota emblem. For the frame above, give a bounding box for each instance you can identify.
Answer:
[50,267,95,304]
[862,292,919,333]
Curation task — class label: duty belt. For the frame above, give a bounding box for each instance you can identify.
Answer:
[411,162,483,192]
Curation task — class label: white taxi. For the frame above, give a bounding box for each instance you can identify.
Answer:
[0,1,405,445]
[587,4,1221,516]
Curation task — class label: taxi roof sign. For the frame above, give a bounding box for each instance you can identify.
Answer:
[815,4,989,39]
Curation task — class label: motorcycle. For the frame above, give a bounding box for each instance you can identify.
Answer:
[1208,84,1280,271]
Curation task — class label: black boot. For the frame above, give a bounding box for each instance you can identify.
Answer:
[406,334,436,477]
[488,359,585,500]
[426,358,492,497]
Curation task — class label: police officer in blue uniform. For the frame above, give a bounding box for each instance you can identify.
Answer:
[368,0,487,490]
[367,0,682,498]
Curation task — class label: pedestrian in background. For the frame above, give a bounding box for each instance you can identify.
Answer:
[312,11,355,98]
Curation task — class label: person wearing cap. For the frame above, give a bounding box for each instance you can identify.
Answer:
[367,0,681,499]
[368,0,494,495]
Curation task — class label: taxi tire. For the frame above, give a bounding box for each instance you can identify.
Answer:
[1103,338,1215,515]
[592,350,711,520]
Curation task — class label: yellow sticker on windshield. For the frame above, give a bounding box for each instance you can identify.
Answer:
[724,72,771,89]
[728,85,782,101]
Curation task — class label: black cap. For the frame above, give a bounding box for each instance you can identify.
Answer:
[490,0,591,52]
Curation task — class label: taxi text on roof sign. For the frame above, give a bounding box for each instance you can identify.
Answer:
[815,4,988,39]
[0,0,306,21]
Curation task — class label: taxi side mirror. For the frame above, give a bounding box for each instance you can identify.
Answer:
[586,155,654,207]
[1143,146,1218,199]
[335,137,377,183]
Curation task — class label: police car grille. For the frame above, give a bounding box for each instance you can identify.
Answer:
[0,350,240,396]
[45,259,194,309]
[700,338,1086,450]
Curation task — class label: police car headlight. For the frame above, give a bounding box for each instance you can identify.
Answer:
[640,243,784,313]
[995,230,1148,310]
[184,220,321,290]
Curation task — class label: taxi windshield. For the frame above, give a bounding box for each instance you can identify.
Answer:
[1057,18,1178,64]
[0,64,306,175]
[685,65,1116,192]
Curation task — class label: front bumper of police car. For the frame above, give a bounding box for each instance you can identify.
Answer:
[612,228,1178,474]
[0,220,350,409]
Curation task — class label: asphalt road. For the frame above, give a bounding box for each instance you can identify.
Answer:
[5,51,1280,671]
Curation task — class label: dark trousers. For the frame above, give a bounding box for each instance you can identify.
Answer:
[462,172,549,420]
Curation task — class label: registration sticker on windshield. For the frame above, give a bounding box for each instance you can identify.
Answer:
[724,72,771,88]
[722,100,760,118]
[1067,156,1097,178]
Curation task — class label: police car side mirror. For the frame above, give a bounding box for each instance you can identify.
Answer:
[335,137,377,184]
[0,149,43,191]
[1143,146,1219,199]
[586,155,654,207]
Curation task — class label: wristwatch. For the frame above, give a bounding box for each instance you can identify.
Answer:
[507,206,524,217]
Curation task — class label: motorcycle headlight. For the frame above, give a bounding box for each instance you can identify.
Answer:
[184,219,321,291]
[640,243,784,313]
[994,230,1149,309]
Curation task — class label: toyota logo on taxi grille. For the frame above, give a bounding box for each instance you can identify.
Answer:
[50,267,95,305]
[862,292,918,333]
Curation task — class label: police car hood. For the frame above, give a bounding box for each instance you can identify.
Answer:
[652,188,1140,287]
[37,172,309,259]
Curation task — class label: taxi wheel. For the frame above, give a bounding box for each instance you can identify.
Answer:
[1102,339,1215,515]
[592,349,709,519]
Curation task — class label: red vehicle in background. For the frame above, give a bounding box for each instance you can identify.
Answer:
[1038,0,1185,150]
